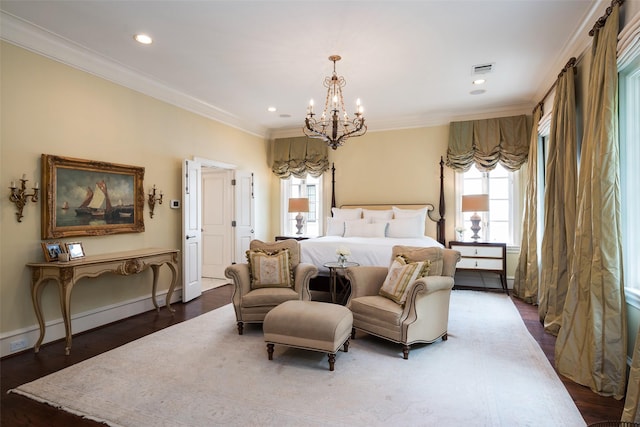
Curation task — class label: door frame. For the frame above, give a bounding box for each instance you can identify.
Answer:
[182,157,237,302]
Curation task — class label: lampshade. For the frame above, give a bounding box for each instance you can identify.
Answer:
[461,194,490,213]
[288,198,309,213]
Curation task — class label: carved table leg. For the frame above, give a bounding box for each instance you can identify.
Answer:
[164,260,178,313]
[150,264,161,312]
[30,276,48,353]
[59,277,74,356]
[267,343,274,360]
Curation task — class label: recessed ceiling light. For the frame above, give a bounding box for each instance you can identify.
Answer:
[267,106,277,112]
[134,34,153,45]
[279,114,291,118]
[473,79,486,85]
[470,89,486,95]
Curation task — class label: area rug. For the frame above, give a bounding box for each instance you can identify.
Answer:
[9,291,585,426]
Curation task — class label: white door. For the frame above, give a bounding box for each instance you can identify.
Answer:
[234,171,255,263]
[202,169,233,278]
[182,159,202,302]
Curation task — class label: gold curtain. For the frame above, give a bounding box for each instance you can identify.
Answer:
[272,137,329,179]
[512,105,542,304]
[446,115,530,172]
[538,65,577,336]
[555,3,627,399]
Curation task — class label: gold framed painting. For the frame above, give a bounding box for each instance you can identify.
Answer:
[41,154,145,239]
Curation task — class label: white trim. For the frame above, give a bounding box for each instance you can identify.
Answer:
[193,157,237,170]
[0,288,181,358]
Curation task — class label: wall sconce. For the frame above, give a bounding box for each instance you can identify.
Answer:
[9,174,39,222]
[147,185,163,218]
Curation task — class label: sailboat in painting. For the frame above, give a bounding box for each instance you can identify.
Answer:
[75,181,133,222]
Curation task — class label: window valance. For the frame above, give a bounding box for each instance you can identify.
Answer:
[446,114,531,172]
[272,137,329,179]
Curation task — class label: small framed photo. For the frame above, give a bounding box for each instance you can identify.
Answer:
[41,242,65,262]
[65,242,85,260]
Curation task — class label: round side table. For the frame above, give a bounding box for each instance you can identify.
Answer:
[323,261,359,304]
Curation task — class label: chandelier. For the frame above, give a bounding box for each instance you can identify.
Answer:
[304,55,367,150]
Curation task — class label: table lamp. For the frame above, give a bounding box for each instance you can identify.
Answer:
[461,194,489,240]
[288,198,309,235]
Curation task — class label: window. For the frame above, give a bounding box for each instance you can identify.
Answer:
[456,163,521,246]
[281,175,323,237]
[620,53,640,297]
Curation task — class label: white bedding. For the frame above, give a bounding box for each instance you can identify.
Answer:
[300,236,443,274]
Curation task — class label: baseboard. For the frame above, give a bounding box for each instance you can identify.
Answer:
[0,288,182,358]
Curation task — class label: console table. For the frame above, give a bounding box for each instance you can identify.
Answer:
[26,248,179,355]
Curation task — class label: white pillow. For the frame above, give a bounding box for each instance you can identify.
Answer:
[326,217,345,236]
[392,206,427,235]
[387,216,424,238]
[363,209,393,222]
[344,219,387,238]
[331,207,363,220]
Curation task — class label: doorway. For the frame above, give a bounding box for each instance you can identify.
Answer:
[201,168,234,290]
[182,157,255,302]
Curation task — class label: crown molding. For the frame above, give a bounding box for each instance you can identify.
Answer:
[533,0,606,103]
[0,11,268,139]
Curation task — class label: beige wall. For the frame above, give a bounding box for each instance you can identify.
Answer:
[0,42,272,340]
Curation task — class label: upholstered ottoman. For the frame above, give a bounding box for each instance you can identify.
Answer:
[263,300,353,371]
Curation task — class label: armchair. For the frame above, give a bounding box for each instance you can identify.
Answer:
[345,246,460,359]
[225,239,318,335]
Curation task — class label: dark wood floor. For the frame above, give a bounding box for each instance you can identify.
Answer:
[1,285,624,426]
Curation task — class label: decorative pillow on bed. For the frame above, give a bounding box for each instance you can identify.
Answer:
[246,248,293,289]
[386,216,425,238]
[331,207,363,220]
[363,209,393,222]
[392,206,427,235]
[379,255,431,304]
[326,217,345,236]
[344,219,387,238]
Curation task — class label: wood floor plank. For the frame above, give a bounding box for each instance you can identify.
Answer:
[0,285,625,426]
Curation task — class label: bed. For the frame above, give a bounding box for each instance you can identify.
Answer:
[300,157,447,275]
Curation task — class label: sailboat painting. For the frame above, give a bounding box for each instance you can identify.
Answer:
[41,154,145,239]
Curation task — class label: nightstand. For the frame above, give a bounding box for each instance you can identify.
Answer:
[448,241,508,294]
[274,236,309,241]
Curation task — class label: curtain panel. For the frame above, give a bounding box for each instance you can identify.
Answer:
[512,105,542,304]
[446,115,530,172]
[272,137,329,179]
[539,66,577,337]
[555,3,627,399]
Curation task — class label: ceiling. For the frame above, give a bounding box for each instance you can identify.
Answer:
[0,1,601,139]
